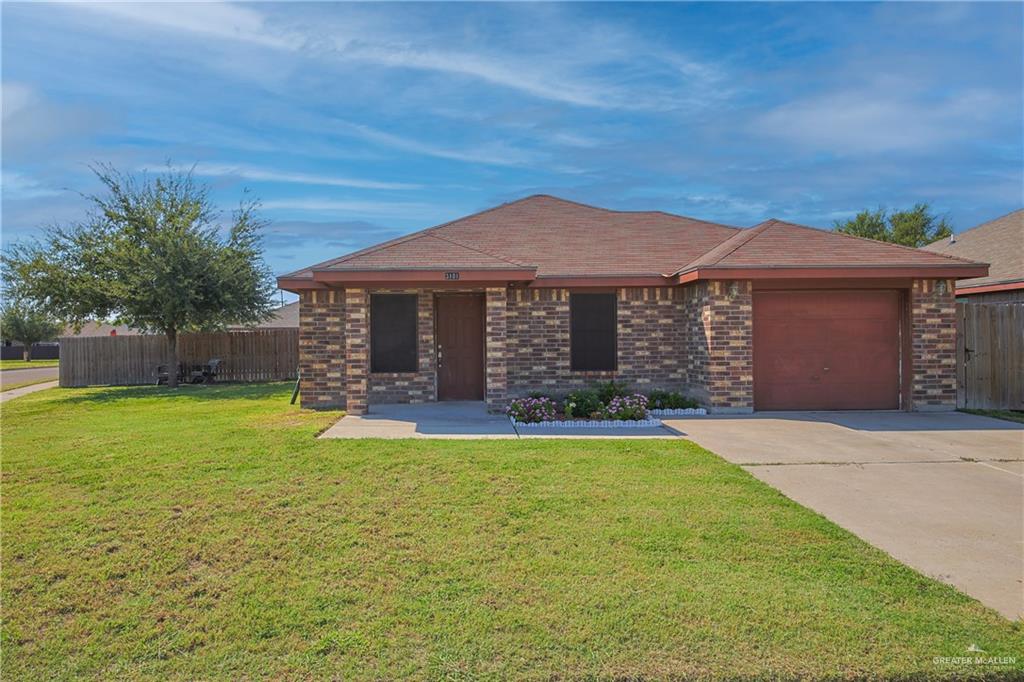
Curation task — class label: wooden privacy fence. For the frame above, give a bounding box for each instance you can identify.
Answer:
[59,329,298,388]
[956,302,1023,410]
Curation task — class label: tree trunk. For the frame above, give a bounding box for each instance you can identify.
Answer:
[167,330,179,388]
[22,346,30,362]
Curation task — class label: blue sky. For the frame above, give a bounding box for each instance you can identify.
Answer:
[3,1,1022,293]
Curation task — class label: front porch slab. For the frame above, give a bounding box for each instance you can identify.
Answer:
[318,401,683,439]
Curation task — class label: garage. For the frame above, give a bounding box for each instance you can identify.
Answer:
[753,290,902,410]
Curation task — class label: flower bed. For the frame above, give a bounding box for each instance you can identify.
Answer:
[507,384,706,428]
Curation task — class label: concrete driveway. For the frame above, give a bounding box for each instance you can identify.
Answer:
[663,411,1024,620]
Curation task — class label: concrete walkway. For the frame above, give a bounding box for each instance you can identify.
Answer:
[664,411,1024,620]
[319,401,678,439]
[0,380,59,403]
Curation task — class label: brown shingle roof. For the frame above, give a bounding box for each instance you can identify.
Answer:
[921,209,1022,290]
[282,195,987,282]
[677,219,982,273]
[282,195,741,279]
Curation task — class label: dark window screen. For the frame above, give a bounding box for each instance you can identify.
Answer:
[370,294,418,373]
[570,293,617,371]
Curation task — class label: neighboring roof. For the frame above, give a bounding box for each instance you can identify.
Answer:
[922,209,1023,292]
[63,322,143,337]
[280,195,988,287]
[228,302,299,330]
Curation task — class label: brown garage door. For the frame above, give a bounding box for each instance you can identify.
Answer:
[753,290,901,410]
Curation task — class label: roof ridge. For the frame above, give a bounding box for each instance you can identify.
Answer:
[671,222,770,275]
[522,194,742,230]
[766,218,986,266]
[280,196,545,277]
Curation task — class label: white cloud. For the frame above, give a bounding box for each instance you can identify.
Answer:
[65,1,300,50]
[183,162,420,190]
[754,86,1008,154]
[259,198,443,219]
[58,2,723,112]
[1,171,64,200]
[330,120,539,167]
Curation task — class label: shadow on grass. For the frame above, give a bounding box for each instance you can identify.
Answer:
[52,381,293,405]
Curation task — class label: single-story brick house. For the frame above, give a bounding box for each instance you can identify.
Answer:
[279,195,987,414]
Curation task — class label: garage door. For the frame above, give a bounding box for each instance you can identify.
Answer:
[753,290,901,410]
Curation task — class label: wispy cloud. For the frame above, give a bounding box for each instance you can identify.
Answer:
[329,120,539,167]
[754,85,1009,154]
[153,162,420,190]
[259,198,446,220]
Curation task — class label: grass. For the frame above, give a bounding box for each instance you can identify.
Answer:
[962,408,1024,425]
[2,384,1021,680]
[0,359,59,370]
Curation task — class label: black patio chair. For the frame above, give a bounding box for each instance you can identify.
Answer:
[155,362,187,386]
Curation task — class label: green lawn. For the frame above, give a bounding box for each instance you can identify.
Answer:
[962,408,1024,425]
[0,359,59,370]
[2,384,1020,680]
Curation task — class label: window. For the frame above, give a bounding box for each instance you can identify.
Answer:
[570,293,617,371]
[370,294,418,373]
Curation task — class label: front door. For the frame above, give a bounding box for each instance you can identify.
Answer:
[435,294,484,401]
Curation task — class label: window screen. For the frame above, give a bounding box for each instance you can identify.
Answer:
[570,293,617,371]
[370,294,418,373]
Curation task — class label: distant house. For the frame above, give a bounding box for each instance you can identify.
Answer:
[227,302,298,330]
[922,209,1023,303]
[64,322,143,337]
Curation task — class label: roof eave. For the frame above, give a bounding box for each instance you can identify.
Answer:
[674,264,990,284]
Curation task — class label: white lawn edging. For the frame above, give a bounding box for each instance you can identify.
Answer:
[649,407,707,416]
[511,417,664,429]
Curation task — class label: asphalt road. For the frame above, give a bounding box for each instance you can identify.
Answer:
[0,365,59,387]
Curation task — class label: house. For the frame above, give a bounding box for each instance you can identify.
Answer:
[227,301,299,330]
[921,209,1023,303]
[278,195,986,415]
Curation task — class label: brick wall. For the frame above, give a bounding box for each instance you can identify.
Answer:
[343,288,369,415]
[911,278,957,410]
[683,281,753,412]
[298,289,345,409]
[505,287,689,398]
[484,287,508,411]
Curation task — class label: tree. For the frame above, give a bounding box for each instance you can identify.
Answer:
[2,164,275,386]
[833,203,953,247]
[0,300,62,361]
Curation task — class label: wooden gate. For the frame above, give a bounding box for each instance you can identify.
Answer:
[957,302,1024,409]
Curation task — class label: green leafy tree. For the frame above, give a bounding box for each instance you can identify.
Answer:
[2,164,275,386]
[0,299,62,361]
[833,203,953,247]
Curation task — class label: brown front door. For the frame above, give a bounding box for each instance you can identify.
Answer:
[436,294,484,401]
[753,290,901,410]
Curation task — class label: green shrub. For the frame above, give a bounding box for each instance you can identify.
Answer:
[594,380,629,404]
[647,390,700,410]
[603,394,650,420]
[564,389,603,419]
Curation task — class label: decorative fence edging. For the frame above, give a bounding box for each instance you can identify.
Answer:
[649,407,707,416]
[511,417,664,429]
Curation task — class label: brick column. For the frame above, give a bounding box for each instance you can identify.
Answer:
[298,289,345,409]
[911,278,957,410]
[701,280,753,413]
[344,288,369,415]
[484,287,508,412]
